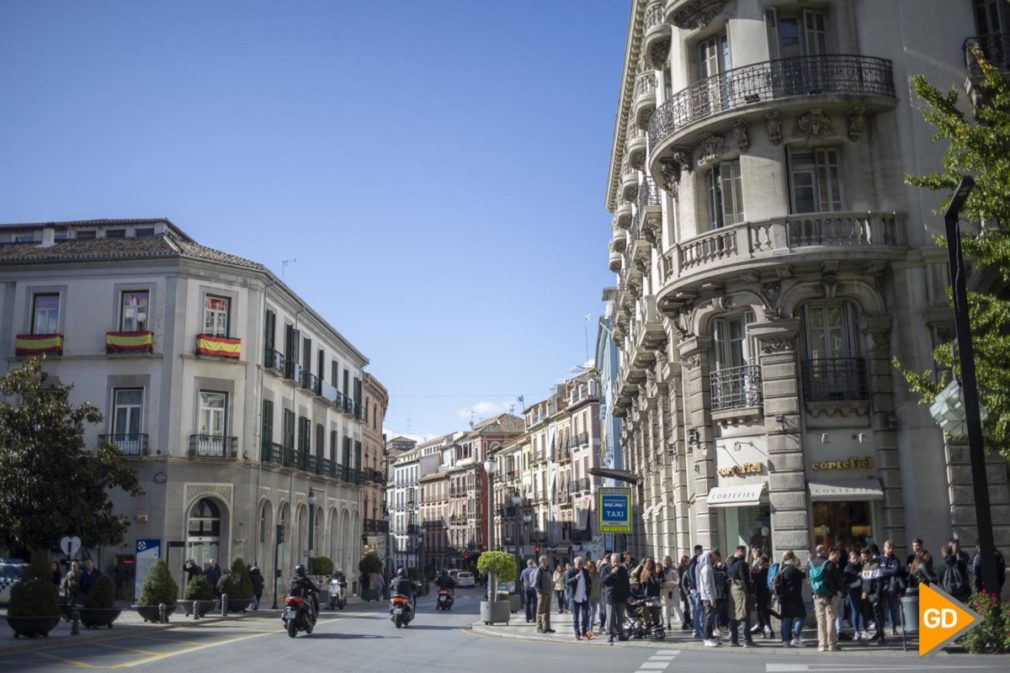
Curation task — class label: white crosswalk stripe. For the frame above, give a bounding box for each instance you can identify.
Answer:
[635,648,679,673]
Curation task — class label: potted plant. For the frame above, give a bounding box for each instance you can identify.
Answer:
[309,556,333,578]
[79,575,121,628]
[133,559,177,622]
[476,551,516,625]
[180,575,216,617]
[358,552,382,602]
[222,558,253,613]
[6,555,61,638]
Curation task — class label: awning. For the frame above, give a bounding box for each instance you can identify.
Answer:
[706,483,767,508]
[809,478,884,502]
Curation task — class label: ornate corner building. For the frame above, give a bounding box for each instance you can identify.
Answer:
[605,0,1010,561]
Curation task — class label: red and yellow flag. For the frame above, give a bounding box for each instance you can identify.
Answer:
[106,331,154,353]
[196,334,241,359]
[15,333,63,356]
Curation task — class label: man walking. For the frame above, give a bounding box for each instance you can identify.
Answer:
[519,559,538,623]
[534,555,555,633]
[810,545,842,652]
[79,559,99,599]
[566,557,593,640]
[686,545,704,640]
[601,553,629,644]
[727,546,756,647]
[699,549,722,647]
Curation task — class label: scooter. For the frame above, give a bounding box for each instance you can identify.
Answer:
[390,594,413,628]
[436,589,453,611]
[328,577,347,610]
[282,593,317,638]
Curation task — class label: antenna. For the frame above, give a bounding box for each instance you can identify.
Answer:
[584,314,591,362]
[281,258,297,282]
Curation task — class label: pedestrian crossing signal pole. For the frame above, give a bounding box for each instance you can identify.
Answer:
[272,523,284,609]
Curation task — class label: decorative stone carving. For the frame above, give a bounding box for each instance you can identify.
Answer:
[643,214,662,243]
[792,109,834,140]
[670,146,692,173]
[671,0,729,29]
[683,352,704,370]
[184,483,234,510]
[659,158,682,193]
[821,272,839,299]
[732,119,750,152]
[759,336,796,355]
[870,331,891,353]
[847,106,867,142]
[649,39,671,70]
[765,111,783,145]
[695,133,726,167]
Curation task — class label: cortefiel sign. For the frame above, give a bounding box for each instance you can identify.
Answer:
[598,488,631,533]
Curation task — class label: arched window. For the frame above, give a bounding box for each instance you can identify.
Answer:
[187,498,222,565]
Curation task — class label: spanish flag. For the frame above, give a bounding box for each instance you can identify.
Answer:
[15,334,63,356]
[106,331,154,353]
[196,334,241,359]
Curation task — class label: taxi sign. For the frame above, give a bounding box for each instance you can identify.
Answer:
[918,582,982,656]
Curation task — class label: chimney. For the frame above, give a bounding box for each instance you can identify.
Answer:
[40,227,55,248]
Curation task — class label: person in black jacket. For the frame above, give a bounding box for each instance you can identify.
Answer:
[843,550,867,640]
[776,551,806,648]
[860,548,886,645]
[726,546,756,647]
[639,558,663,629]
[685,545,704,639]
[601,553,630,643]
[752,555,774,639]
[248,563,265,610]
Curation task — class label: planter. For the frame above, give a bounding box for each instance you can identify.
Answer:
[508,594,522,614]
[133,603,177,623]
[180,600,217,617]
[361,588,379,602]
[6,615,61,638]
[479,599,511,625]
[226,597,249,614]
[78,608,122,629]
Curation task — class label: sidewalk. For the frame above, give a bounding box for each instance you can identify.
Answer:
[470,609,923,656]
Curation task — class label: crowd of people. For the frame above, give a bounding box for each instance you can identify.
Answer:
[514,539,1006,650]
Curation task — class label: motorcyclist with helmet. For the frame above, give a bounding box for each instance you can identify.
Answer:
[289,564,321,620]
[435,570,456,594]
[391,567,416,612]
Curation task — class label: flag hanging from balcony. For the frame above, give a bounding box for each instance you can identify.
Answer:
[106,331,154,353]
[196,334,241,359]
[15,334,63,356]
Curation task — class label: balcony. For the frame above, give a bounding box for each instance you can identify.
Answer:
[710,364,763,412]
[99,433,148,456]
[286,359,302,382]
[610,224,628,254]
[264,349,285,375]
[964,33,1010,107]
[647,54,896,180]
[608,250,623,274]
[188,434,238,459]
[642,1,671,70]
[15,333,63,357]
[106,331,153,354]
[300,371,321,396]
[658,212,905,306]
[320,380,339,406]
[633,70,658,129]
[620,160,639,203]
[615,201,633,229]
[195,334,240,359]
[801,358,868,402]
[626,121,648,171]
[631,296,665,354]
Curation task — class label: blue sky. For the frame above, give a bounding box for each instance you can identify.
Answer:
[0,0,627,439]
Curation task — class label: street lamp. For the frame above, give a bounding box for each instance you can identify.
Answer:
[307,488,317,569]
[511,493,522,562]
[483,458,497,602]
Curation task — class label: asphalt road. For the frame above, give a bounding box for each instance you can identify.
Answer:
[2,588,1009,672]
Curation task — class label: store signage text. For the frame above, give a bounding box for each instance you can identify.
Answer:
[811,457,873,471]
[718,463,764,477]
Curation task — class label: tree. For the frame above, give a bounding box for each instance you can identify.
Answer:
[898,43,1010,459]
[0,358,143,552]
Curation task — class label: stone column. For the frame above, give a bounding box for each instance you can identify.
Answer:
[750,319,808,559]
[946,441,1010,550]
[679,336,718,551]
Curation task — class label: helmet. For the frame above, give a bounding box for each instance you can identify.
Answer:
[396,567,407,578]
[295,564,306,577]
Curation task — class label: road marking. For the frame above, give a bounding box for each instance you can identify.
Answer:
[638,663,670,670]
[118,632,271,669]
[766,666,999,672]
[33,650,100,670]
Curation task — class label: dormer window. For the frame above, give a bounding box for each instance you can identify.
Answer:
[76,230,96,240]
[105,229,126,239]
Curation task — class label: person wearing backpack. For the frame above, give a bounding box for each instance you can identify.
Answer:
[971,544,1007,595]
[809,545,843,652]
[940,539,971,603]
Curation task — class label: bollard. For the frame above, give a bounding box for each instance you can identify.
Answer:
[193,600,200,621]
[70,609,80,636]
[221,593,228,617]
[158,603,167,624]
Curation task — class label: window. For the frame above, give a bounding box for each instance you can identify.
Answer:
[283,409,295,449]
[789,148,842,213]
[802,303,866,401]
[76,230,96,240]
[31,294,60,334]
[705,160,744,228]
[767,9,826,58]
[203,295,229,337]
[186,498,221,566]
[14,234,33,243]
[974,0,1009,35]
[134,228,155,237]
[712,314,753,370]
[105,229,126,238]
[120,290,149,331]
[111,389,144,454]
[198,391,227,437]
[804,303,854,360]
[261,399,274,455]
[697,33,729,79]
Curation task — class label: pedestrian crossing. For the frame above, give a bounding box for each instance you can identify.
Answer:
[634,649,680,673]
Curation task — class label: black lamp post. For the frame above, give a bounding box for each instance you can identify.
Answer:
[307,488,317,569]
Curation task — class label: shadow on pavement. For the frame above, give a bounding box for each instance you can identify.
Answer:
[303,633,384,640]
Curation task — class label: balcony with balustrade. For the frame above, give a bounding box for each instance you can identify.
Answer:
[709,364,763,422]
[620,160,640,203]
[633,70,658,130]
[188,434,238,460]
[643,1,671,70]
[964,32,1010,108]
[99,433,149,457]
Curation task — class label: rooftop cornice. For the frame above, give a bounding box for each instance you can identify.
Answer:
[605,0,648,213]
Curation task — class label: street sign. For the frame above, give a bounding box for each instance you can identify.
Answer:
[598,488,631,533]
[59,535,81,557]
[919,583,982,656]
[134,539,161,600]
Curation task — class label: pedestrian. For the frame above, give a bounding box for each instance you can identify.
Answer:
[879,540,903,636]
[940,538,972,602]
[553,563,566,614]
[776,550,806,648]
[906,538,924,570]
[639,558,663,630]
[971,543,1007,595]
[623,551,634,569]
[216,569,231,597]
[844,549,868,640]
[809,544,842,652]
[184,558,202,582]
[660,555,684,629]
[860,546,887,645]
[519,559,538,623]
[601,552,630,643]
[727,546,756,647]
[248,563,265,610]
[698,549,721,647]
[79,558,99,598]
[566,557,593,641]
[61,560,82,612]
[829,548,847,643]
[50,561,62,589]
[563,561,574,613]
[752,555,774,639]
[204,560,221,595]
[534,555,555,633]
[373,570,385,599]
[910,551,938,588]
[587,560,603,634]
[713,552,730,637]
[686,545,704,640]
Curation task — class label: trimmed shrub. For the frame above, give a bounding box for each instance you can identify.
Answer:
[222,558,253,600]
[136,560,177,608]
[8,554,59,618]
[358,552,382,575]
[309,556,334,576]
[184,576,213,601]
[960,590,1010,654]
[476,551,516,583]
[82,574,115,609]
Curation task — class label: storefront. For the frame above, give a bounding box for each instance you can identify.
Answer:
[710,438,771,555]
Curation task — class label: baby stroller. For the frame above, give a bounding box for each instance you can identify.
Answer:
[625,595,665,640]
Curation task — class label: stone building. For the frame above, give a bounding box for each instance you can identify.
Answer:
[361,374,389,564]
[604,0,1010,562]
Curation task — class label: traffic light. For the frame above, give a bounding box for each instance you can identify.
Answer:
[276,523,284,544]
[534,545,541,555]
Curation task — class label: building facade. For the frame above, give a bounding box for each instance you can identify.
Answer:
[604,0,1010,563]
[0,218,370,601]
[361,374,389,565]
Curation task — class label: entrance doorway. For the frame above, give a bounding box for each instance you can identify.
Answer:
[812,500,874,552]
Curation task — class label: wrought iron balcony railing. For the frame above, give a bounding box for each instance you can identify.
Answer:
[99,433,149,456]
[710,364,763,411]
[801,358,868,402]
[964,32,1010,77]
[264,349,285,374]
[188,434,238,459]
[648,54,895,149]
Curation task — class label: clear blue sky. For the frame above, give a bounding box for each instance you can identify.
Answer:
[0,0,627,439]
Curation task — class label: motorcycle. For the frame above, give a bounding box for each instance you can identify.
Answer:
[390,594,413,628]
[282,594,317,638]
[436,589,453,611]
[328,577,347,610]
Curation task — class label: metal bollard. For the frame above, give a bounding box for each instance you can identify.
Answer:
[193,600,200,621]
[158,603,167,624]
[70,609,80,636]
[221,593,228,617]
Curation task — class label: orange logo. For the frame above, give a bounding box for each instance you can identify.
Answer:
[918,583,982,656]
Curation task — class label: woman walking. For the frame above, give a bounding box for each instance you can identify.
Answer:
[587,560,603,635]
[553,564,566,614]
[640,558,663,628]
[661,555,684,629]
[677,555,692,630]
[776,551,807,648]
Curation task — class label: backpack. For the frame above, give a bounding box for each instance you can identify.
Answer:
[809,560,827,596]
[767,563,780,593]
[943,559,968,597]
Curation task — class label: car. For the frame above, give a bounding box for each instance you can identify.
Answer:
[0,559,28,606]
[447,569,460,581]
[455,571,475,588]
